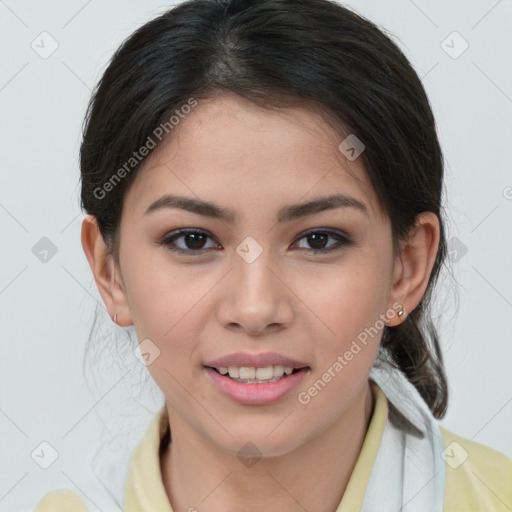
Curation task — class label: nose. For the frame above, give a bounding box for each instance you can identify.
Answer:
[216,246,293,336]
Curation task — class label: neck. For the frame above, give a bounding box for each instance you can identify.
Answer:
[160,381,374,512]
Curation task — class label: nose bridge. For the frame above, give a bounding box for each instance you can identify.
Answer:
[234,235,280,303]
[218,235,292,332]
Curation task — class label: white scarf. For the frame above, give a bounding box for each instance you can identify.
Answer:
[365,361,446,512]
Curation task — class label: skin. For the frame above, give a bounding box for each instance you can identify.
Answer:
[81,92,440,512]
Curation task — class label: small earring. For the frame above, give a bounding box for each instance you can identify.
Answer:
[398,308,406,318]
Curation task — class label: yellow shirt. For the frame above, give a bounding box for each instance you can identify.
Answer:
[33,382,512,511]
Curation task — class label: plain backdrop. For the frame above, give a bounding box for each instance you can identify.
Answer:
[1,0,511,510]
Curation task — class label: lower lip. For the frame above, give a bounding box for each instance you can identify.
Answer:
[204,367,309,405]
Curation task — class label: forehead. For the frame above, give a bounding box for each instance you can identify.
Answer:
[123,92,381,219]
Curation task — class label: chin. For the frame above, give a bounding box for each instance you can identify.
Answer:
[210,425,307,460]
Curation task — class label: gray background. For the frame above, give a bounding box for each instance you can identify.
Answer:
[1,0,511,510]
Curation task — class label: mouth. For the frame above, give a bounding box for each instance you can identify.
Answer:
[203,364,310,405]
[206,365,308,384]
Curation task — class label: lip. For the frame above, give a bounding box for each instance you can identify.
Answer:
[204,366,309,405]
[204,351,309,369]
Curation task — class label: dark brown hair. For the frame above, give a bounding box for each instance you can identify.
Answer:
[80,0,451,417]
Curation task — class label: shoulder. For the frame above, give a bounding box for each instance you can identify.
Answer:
[440,426,512,511]
[32,489,90,512]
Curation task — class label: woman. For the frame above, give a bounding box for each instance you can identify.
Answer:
[34,0,511,510]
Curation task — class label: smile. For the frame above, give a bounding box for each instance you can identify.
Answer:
[204,365,310,405]
[212,365,298,383]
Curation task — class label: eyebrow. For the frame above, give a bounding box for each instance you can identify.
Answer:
[144,193,369,223]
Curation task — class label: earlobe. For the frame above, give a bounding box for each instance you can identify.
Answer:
[80,215,132,326]
[386,212,440,327]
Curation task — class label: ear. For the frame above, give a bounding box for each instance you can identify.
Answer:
[386,212,440,327]
[80,214,132,326]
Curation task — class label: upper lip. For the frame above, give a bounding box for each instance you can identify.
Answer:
[204,352,309,369]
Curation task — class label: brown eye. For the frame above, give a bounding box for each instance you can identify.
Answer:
[304,233,329,250]
[293,229,353,254]
[160,229,219,255]
[179,232,208,250]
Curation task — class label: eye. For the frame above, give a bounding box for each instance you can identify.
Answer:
[159,228,220,255]
[292,229,353,254]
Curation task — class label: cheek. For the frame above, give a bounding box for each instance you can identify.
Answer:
[294,271,383,431]
[121,243,202,333]
[120,247,210,379]
[298,257,390,349]
[294,253,389,410]
[121,255,207,402]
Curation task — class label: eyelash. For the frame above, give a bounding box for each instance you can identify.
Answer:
[159,228,353,256]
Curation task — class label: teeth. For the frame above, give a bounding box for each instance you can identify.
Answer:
[217,365,297,382]
[255,366,274,380]
[273,365,285,378]
[227,366,240,378]
[239,367,256,379]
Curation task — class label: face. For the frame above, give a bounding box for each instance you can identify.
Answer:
[114,92,399,457]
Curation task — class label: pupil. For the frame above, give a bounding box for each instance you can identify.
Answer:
[186,233,205,249]
[309,233,327,249]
